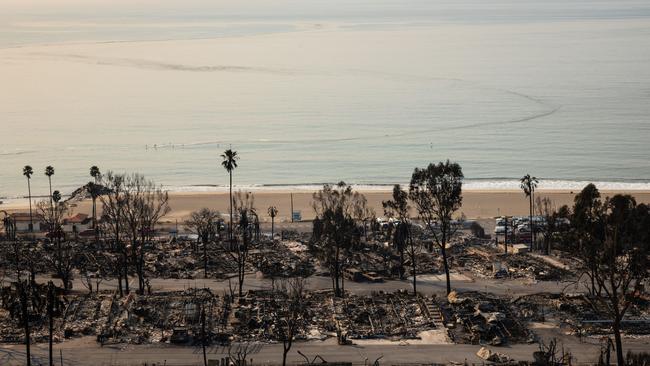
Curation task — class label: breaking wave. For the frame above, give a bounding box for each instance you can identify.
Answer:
[163,179,650,193]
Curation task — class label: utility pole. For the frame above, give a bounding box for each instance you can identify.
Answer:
[290,193,294,223]
[504,216,508,255]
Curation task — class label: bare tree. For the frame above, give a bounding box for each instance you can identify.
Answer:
[38,196,74,290]
[100,172,128,296]
[227,342,254,366]
[186,208,221,278]
[222,191,256,297]
[272,277,307,366]
[536,196,564,255]
[79,252,110,293]
[409,161,463,295]
[122,174,171,294]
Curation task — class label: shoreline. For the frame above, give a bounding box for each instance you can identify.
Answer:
[3,188,649,222]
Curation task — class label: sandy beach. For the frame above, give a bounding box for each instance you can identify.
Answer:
[3,189,649,223]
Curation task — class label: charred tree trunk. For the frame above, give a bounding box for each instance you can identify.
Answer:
[613,317,624,366]
[441,223,451,295]
[201,307,208,366]
[282,340,292,366]
[203,237,208,279]
[48,282,54,366]
[334,242,341,297]
[529,193,534,250]
[20,283,31,366]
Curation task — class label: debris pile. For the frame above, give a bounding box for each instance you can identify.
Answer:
[477,346,512,363]
[251,241,315,278]
[139,239,257,279]
[513,293,650,337]
[504,255,572,281]
[334,291,441,340]
[455,245,573,281]
[447,291,531,346]
[0,288,228,345]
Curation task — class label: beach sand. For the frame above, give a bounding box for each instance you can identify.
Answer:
[3,189,650,223]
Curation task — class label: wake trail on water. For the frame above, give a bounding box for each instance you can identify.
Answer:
[176,71,561,145]
[25,52,297,75]
[10,54,560,146]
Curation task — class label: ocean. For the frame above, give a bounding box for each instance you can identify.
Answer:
[1,0,650,201]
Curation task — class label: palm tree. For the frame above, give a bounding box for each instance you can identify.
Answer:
[89,166,102,233]
[45,166,55,215]
[90,166,101,184]
[268,206,278,239]
[52,190,62,235]
[23,165,34,232]
[520,174,539,249]
[52,190,61,205]
[221,149,239,242]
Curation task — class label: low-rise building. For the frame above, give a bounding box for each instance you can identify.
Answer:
[10,212,45,232]
[63,213,92,234]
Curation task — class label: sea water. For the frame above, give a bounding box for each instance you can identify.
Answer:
[1,0,649,200]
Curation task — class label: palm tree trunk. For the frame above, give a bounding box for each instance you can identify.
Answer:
[271,217,274,239]
[229,171,233,243]
[27,179,33,232]
[529,193,533,250]
[48,177,53,216]
[92,197,99,247]
[531,188,536,248]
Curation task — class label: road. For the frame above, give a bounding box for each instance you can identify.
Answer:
[30,269,580,298]
[1,333,649,366]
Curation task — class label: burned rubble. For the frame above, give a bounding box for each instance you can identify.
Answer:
[0,286,453,346]
[334,290,443,341]
[446,290,533,346]
[512,292,650,338]
[454,245,574,281]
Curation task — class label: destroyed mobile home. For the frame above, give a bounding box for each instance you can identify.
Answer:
[2,284,647,347]
[1,216,648,350]
[1,176,648,366]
